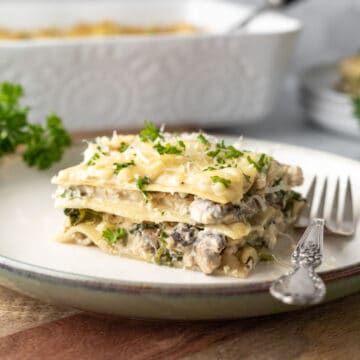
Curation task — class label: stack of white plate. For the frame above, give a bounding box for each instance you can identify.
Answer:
[300,63,360,138]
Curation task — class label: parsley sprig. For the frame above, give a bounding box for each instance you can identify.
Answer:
[0,82,71,169]
[102,227,128,244]
[210,175,231,188]
[353,96,360,122]
[113,160,135,174]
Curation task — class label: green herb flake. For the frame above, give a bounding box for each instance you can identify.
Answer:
[223,145,243,159]
[203,166,217,171]
[197,133,210,145]
[177,140,186,149]
[210,175,231,188]
[86,152,100,166]
[113,160,135,174]
[102,227,128,244]
[139,120,164,143]
[119,142,129,153]
[60,187,80,200]
[153,142,184,155]
[243,173,251,183]
[207,149,220,158]
[216,156,225,164]
[247,154,273,173]
[136,175,151,200]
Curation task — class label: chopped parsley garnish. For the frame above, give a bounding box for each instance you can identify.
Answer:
[139,120,164,142]
[96,145,108,155]
[178,140,185,149]
[223,145,243,159]
[0,82,71,170]
[216,156,225,164]
[353,96,360,122]
[210,175,231,188]
[153,141,184,155]
[119,142,129,153]
[243,173,251,183]
[86,152,100,166]
[113,160,135,174]
[203,166,217,171]
[247,154,273,173]
[136,175,151,199]
[207,149,220,158]
[154,232,183,266]
[197,133,210,145]
[60,187,80,200]
[206,140,243,165]
[102,227,127,244]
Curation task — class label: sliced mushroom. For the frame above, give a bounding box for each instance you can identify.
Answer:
[194,231,226,274]
[171,223,198,246]
[189,197,262,225]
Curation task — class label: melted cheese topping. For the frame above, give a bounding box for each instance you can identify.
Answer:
[52,133,270,204]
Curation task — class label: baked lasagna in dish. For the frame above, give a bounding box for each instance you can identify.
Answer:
[52,123,305,278]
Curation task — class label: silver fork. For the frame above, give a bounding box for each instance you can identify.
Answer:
[270,176,356,305]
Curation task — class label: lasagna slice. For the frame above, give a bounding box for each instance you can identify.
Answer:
[52,124,305,278]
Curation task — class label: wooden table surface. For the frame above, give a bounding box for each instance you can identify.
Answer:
[0,286,359,359]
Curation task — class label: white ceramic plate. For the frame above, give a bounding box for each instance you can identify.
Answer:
[0,138,359,320]
[300,63,360,138]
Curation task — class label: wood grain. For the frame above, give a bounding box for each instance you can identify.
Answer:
[0,286,76,338]
[0,293,359,360]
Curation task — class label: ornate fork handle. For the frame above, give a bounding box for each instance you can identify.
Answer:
[270,219,326,305]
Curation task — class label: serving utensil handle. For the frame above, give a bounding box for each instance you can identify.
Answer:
[270,219,326,305]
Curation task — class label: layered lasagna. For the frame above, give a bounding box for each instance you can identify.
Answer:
[52,124,305,278]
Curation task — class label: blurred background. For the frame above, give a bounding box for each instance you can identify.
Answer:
[229,0,360,158]
[0,0,359,158]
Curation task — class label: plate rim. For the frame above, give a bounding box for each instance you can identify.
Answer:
[1,137,359,297]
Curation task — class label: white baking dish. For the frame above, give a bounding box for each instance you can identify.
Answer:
[0,0,301,131]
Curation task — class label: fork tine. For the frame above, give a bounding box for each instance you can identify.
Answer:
[314,177,327,219]
[296,176,316,227]
[341,178,355,235]
[328,177,340,227]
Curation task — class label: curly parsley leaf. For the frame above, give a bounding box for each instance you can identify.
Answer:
[0,82,71,169]
[353,96,360,122]
[210,175,231,188]
[102,227,128,244]
[22,113,71,170]
[139,120,164,142]
[0,82,29,157]
[113,160,135,174]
